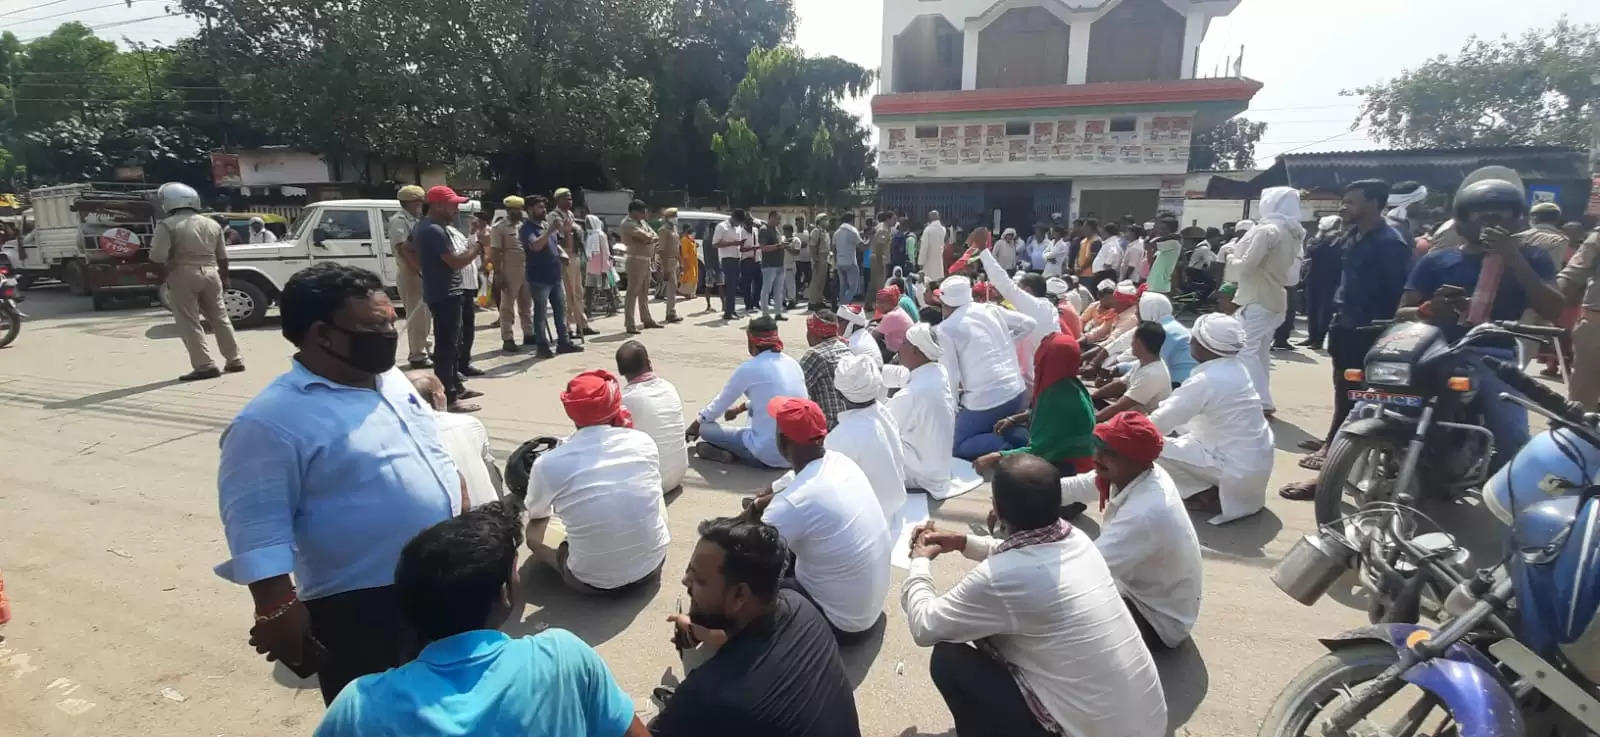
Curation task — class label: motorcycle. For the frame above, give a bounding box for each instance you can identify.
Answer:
[1260,352,1600,737]
[0,256,24,349]
[1313,319,1570,529]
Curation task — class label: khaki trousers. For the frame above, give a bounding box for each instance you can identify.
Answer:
[625,255,655,329]
[562,257,588,332]
[497,255,534,342]
[396,265,432,363]
[1572,313,1600,410]
[661,259,678,318]
[166,264,240,371]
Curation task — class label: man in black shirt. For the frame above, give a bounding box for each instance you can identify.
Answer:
[653,517,860,737]
[758,211,787,320]
[413,186,485,412]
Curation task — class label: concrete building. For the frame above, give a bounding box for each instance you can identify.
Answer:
[872,0,1259,233]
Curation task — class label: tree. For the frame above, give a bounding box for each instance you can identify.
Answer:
[1350,19,1600,148]
[708,46,872,204]
[1190,117,1267,170]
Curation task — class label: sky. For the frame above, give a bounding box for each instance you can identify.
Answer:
[8,0,1600,168]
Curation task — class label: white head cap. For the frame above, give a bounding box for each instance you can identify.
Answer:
[1192,313,1246,355]
[940,276,973,307]
[1045,277,1070,297]
[904,323,943,361]
[834,353,882,403]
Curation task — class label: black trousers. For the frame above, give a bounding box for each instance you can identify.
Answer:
[740,260,762,310]
[303,585,414,705]
[1275,286,1299,345]
[1304,273,1338,346]
[929,642,1055,737]
[1325,324,1379,444]
[719,257,741,317]
[795,261,813,297]
[428,292,475,401]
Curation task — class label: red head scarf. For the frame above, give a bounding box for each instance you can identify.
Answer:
[748,327,784,352]
[1091,410,1164,510]
[561,369,633,428]
[768,396,826,445]
[805,313,838,339]
[1032,332,1083,403]
[873,288,899,318]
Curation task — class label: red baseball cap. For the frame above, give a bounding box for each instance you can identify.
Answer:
[768,397,827,445]
[425,186,468,205]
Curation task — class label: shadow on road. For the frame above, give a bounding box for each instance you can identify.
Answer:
[1157,640,1210,736]
[42,378,182,410]
[1269,417,1320,454]
[508,559,660,647]
[685,456,783,495]
[838,615,888,690]
[1194,508,1283,559]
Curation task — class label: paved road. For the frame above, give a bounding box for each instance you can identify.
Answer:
[0,288,1392,737]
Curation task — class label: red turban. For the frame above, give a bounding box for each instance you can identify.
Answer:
[749,328,784,351]
[806,313,838,338]
[873,287,899,318]
[768,396,826,446]
[1094,411,1164,464]
[561,369,632,428]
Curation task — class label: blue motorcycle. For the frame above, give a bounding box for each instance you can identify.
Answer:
[1261,337,1600,737]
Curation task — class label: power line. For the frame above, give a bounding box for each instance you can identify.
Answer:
[13,11,183,38]
[0,0,82,19]
[9,0,161,26]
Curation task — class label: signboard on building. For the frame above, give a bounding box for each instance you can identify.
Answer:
[878,114,1193,177]
[211,153,243,187]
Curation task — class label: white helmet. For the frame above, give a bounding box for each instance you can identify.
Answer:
[157,182,202,215]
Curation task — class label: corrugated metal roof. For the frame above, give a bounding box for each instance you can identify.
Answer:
[1253,146,1590,190]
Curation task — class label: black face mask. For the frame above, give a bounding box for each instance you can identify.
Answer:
[324,324,399,375]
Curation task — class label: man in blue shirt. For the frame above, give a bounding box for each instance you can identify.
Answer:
[413,185,485,412]
[316,503,648,737]
[686,317,809,468]
[520,195,584,358]
[216,262,462,703]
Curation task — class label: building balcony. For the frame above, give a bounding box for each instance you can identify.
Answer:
[871,77,1261,125]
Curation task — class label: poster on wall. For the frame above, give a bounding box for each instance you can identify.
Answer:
[940,126,959,145]
[1169,117,1192,142]
[1073,144,1095,162]
[1029,145,1051,162]
[1084,119,1107,143]
[1032,122,1054,145]
[983,145,1006,163]
[1051,144,1071,161]
[1143,146,1164,164]
[963,125,982,150]
[985,124,1005,146]
[1120,145,1142,163]
[886,128,906,150]
[1055,120,1078,144]
[1097,144,1117,163]
[1151,117,1171,143]
[1167,145,1190,166]
[1008,139,1027,162]
[919,155,938,170]
[940,144,959,166]
[1159,178,1187,199]
[960,145,981,165]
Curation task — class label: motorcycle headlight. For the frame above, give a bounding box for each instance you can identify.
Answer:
[1365,361,1412,386]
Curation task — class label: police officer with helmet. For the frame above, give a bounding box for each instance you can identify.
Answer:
[149,181,245,381]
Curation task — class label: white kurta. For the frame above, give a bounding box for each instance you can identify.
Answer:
[764,451,893,633]
[901,531,1168,737]
[886,363,955,496]
[979,249,1060,387]
[920,221,948,279]
[937,302,1036,412]
[621,375,690,493]
[1061,465,1203,647]
[825,403,907,524]
[1148,357,1275,525]
[435,411,501,512]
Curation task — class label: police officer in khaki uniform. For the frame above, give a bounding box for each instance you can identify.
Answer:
[546,188,594,338]
[389,185,431,368]
[491,195,535,353]
[618,199,661,334]
[656,207,682,323]
[867,210,895,295]
[149,182,244,381]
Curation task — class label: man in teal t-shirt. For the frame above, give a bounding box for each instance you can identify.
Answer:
[316,503,645,737]
[1146,217,1183,295]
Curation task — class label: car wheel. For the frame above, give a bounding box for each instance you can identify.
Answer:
[224,279,270,329]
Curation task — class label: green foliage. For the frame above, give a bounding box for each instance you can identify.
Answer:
[707,46,873,205]
[1350,18,1600,148]
[1190,117,1267,171]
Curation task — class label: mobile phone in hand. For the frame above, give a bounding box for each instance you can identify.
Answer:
[283,634,328,679]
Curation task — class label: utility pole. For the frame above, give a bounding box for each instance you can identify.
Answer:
[6,71,23,189]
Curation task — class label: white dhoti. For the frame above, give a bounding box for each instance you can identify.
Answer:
[1158,435,1271,526]
[1236,303,1282,412]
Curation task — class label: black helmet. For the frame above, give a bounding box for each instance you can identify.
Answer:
[1453,178,1526,220]
[503,436,561,504]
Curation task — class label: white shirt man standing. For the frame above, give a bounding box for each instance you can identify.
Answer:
[615,340,689,495]
[1226,187,1303,415]
[888,324,955,496]
[826,353,907,523]
[524,370,671,593]
[935,276,1037,460]
[919,211,948,280]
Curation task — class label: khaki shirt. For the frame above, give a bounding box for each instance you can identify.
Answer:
[150,211,226,267]
[868,223,893,262]
[387,210,421,273]
[1518,224,1570,266]
[545,208,576,261]
[1558,231,1600,311]
[620,217,656,260]
[490,217,526,265]
[656,222,679,262]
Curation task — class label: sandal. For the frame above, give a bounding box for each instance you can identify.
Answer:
[447,401,481,413]
[1296,439,1324,452]
[1297,452,1326,471]
[1278,481,1317,501]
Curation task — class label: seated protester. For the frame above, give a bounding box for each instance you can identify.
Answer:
[1215,281,1240,316]
[887,324,956,496]
[525,370,671,593]
[972,245,1060,388]
[316,503,647,737]
[1059,413,1203,649]
[1080,280,1139,345]
[827,354,908,522]
[974,332,1096,478]
[655,517,860,737]
[750,398,892,642]
[1095,292,1195,381]
[902,454,1167,737]
[616,340,689,495]
[1394,175,1562,463]
[408,371,501,510]
[872,287,915,353]
[936,275,1038,460]
[1093,322,1172,421]
[885,273,921,320]
[688,317,808,467]
[1045,277,1083,338]
[836,303,882,363]
[800,310,851,429]
[1157,313,1275,526]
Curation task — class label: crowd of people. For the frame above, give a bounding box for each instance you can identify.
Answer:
[206,164,1600,737]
